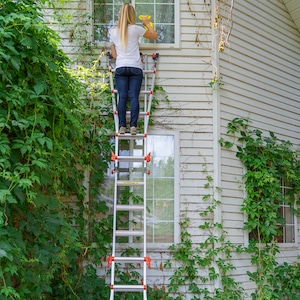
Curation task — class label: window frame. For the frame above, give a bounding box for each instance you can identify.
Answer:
[88,0,181,49]
[99,131,179,250]
[145,130,180,250]
[244,180,298,247]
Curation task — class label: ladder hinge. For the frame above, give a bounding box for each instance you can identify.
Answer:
[144,256,151,268]
[107,256,114,268]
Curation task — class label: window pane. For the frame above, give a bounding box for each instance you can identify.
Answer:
[156,4,174,22]
[156,24,175,43]
[284,225,295,243]
[153,222,174,243]
[284,206,294,224]
[146,135,174,243]
[135,4,154,18]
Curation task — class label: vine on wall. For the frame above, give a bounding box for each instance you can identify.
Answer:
[165,167,244,300]
[210,0,234,87]
[0,1,114,299]
[220,117,300,300]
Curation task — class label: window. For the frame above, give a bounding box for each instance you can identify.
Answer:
[146,135,175,243]
[275,182,295,243]
[249,180,296,244]
[100,134,176,245]
[93,0,177,45]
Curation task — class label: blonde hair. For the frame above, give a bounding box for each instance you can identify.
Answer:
[118,3,136,49]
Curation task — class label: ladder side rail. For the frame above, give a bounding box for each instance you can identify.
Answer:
[143,161,147,259]
[109,69,119,131]
[143,160,148,300]
[143,122,148,299]
[128,139,135,245]
[143,55,149,134]
[110,159,119,300]
[144,68,156,134]
[111,160,119,257]
[143,74,148,134]
[147,68,156,111]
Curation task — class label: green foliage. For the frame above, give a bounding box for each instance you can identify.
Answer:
[51,0,96,64]
[165,169,244,299]
[220,117,300,299]
[0,1,113,299]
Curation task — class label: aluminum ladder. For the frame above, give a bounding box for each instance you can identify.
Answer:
[107,53,159,300]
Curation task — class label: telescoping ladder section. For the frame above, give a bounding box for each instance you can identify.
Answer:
[108,53,159,300]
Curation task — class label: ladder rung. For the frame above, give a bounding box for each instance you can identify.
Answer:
[117,134,145,140]
[126,111,150,116]
[117,180,144,186]
[112,89,152,95]
[140,90,153,95]
[112,284,146,292]
[110,69,155,74]
[143,69,156,74]
[116,204,144,211]
[112,256,145,263]
[117,156,145,162]
[116,230,144,237]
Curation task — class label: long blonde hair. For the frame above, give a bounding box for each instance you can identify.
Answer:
[118,3,136,49]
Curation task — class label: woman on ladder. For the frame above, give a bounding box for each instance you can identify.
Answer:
[110,3,157,135]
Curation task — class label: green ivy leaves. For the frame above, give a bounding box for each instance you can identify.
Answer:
[0,1,111,299]
[221,117,300,299]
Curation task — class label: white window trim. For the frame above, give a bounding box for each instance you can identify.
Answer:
[146,130,180,250]
[114,130,179,250]
[277,204,298,248]
[87,0,181,50]
[243,183,298,248]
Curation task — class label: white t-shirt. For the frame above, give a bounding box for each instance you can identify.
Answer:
[110,24,146,70]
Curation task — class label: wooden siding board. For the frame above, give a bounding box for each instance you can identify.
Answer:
[220,84,300,117]
[236,1,299,40]
[220,51,299,94]
[221,44,300,83]
[220,96,300,128]
[229,12,300,60]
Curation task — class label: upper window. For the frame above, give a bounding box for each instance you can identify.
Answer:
[93,0,176,45]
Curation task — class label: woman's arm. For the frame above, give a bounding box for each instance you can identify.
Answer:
[110,44,117,59]
[142,17,158,40]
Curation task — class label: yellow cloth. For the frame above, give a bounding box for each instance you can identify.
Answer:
[138,15,153,30]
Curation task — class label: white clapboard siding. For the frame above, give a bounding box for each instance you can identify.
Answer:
[283,0,300,32]
[219,1,300,297]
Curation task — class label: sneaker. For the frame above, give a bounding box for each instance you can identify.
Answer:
[119,126,126,134]
[130,127,137,135]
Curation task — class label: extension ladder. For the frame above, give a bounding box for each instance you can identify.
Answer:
[107,53,159,300]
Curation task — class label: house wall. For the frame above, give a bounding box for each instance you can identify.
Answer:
[44,0,300,298]
[219,0,300,297]
[44,0,216,296]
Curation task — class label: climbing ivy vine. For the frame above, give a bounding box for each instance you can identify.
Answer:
[220,117,300,300]
[0,1,168,299]
[164,167,245,300]
[0,1,113,299]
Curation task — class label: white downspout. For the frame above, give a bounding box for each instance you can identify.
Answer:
[211,0,222,293]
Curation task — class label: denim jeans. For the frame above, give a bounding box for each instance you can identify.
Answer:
[115,67,143,128]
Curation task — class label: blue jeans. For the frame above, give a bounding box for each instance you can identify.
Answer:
[115,67,143,128]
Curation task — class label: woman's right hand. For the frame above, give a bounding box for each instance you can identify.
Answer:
[141,17,157,40]
[142,17,152,28]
